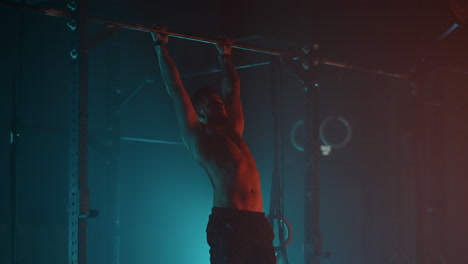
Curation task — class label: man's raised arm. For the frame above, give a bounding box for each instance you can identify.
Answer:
[217,39,244,136]
[151,26,199,147]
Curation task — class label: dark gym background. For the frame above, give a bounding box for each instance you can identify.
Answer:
[1,0,468,263]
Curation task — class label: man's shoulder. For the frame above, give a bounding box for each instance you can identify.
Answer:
[184,124,207,150]
[186,124,242,149]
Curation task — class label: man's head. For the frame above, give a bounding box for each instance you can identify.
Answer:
[191,86,228,124]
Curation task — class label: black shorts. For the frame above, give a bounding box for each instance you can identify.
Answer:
[206,207,276,264]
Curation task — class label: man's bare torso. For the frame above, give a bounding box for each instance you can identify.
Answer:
[191,126,264,212]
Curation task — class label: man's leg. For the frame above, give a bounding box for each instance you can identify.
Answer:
[245,219,276,264]
[207,218,250,264]
[208,235,251,264]
[245,243,276,264]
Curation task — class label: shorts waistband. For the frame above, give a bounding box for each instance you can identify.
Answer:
[211,207,265,217]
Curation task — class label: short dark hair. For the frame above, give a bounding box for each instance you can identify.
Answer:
[190,86,217,110]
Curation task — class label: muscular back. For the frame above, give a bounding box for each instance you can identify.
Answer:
[190,126,264,212]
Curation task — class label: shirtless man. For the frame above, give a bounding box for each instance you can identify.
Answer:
[151,26,276,264]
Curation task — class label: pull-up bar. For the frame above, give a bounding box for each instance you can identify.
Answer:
[90,17,290,57]
[0,1,412,79]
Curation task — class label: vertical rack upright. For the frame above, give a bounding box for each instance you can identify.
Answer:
[66,0,90,263]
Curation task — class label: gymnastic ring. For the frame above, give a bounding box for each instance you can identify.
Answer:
[290,116,352,151]
[319,116,352,149]
[450,0,468,23]
[267,216,293,248]
[290,120,305,152]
